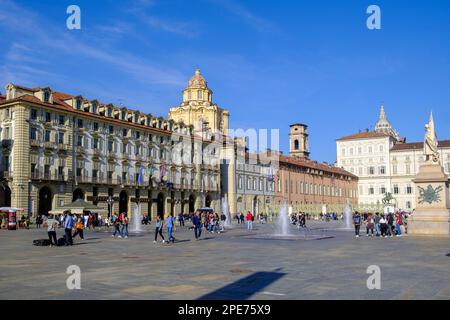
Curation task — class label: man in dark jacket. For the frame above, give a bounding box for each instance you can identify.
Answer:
[192,211,202,240]
[353,211,362,238]
[387,213,395,237]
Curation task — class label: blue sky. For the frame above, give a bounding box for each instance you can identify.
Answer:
[1,0,450,163]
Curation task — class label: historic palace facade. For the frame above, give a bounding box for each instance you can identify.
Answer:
[0,70,222,218]
[273,124,358,214]
[336,106,450,212]
[221,138,275,216]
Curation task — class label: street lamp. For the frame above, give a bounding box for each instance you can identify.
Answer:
[106,196,114,218]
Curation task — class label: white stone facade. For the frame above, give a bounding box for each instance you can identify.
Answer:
[336,106,450,212]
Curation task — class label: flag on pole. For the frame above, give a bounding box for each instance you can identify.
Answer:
[138,167,144,185]
[160,162,166,181]
[148,163,153,177]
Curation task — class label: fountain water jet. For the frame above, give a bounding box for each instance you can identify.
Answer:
[343,200,353,230]
[275,202,291,235]
[130,203,143,233]
[222,194,232,228]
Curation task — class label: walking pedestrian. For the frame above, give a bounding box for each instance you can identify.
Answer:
[154,215,165,243]
[167,213,175,243]
[178,212,185,227]
[120,212,129,239]
[36,215,42,228]
[192,211,202,240]
[72,215,85,240]
[353,211,361,238]
[112,213,123,239]
[239,212,245,225]
[246,211,253,231]
[44,214,58,247]
[220,212,226,231]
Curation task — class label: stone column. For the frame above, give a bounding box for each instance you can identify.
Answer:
[11,104,30,213]
[409,163,450,236]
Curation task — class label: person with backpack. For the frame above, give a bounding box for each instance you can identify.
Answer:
[353,211,362,238]
[365,213,375,237]
[112,213,123,239]
[167,213,175,243]
[154,215,165,243]
[239,212,245,225]
[72,215,85,240]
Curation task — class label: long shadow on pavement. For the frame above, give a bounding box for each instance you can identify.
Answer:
[198,271,286,300]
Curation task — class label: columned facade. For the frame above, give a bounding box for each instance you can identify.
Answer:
[0,77,221,219]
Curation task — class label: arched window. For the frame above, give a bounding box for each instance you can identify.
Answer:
[294,139,299,150]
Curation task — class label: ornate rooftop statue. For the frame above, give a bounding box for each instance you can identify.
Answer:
[424,112,440,164]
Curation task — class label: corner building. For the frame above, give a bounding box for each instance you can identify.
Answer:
[0,72,221,218]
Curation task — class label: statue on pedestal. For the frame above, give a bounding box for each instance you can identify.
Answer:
[424,112,440,164]
[409,111,450,236]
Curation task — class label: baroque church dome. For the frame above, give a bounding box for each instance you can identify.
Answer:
[188,69,208,89]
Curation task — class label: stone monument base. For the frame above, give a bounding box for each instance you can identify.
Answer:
[409,162,450,236]
[408,209,450,236]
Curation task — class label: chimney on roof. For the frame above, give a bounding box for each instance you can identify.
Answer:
[366,128,369,133]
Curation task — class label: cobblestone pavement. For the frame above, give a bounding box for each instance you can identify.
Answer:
[1,221,449,300]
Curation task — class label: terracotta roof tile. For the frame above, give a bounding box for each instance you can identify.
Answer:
[0,93,172,136]
[336,131,390,141]
[391,140,450,151]
[12,84,40,92]
[278,155,358,179]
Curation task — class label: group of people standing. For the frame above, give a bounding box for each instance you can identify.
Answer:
[352,211,408,238]
[42,211,89,247]
[111,212,129,239]
[233,211,257,230]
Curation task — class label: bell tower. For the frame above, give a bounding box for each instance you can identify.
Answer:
[289,123,309,159]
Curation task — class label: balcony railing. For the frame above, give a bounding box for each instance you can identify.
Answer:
[0,171,12,180]
[43,142,57,150]
[92,149,102,158]
[76,176,91,184]
[1,139,13,149]
[30,139,40,147]
[76,146,86,154]
[57,143,71,151]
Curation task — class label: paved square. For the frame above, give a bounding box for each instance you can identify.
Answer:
[1,221,449,300]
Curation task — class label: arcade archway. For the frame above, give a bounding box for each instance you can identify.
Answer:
[72,188,85,201]
[189,194,195,213]
[38,186,52,216]
[119,190,128,214]
[157,193,164,218]
[205,195,212,208]
[0,185,11,207]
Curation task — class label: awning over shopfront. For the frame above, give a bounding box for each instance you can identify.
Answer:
[49,199,107,215]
